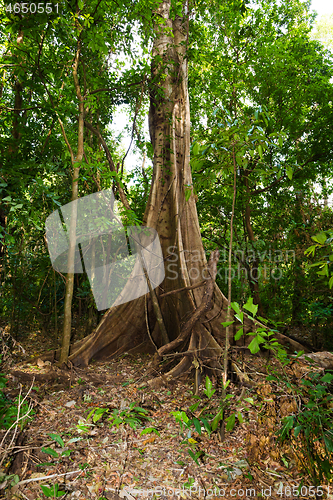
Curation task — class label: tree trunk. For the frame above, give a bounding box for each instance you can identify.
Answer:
[59,40,84,364]
[61,2,224,368]
[57,1,306,370]
[243,170,264,316]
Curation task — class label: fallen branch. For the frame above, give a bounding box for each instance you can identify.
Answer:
[16,469,83,486]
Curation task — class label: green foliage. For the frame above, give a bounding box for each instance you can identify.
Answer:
[0,373,34,430]
[87,402,152,430]
[189,0,333,334]
[41,433,72,461]
[140,427,160,437]
[229,297,285,356]
[277,368,333,484]
[0,472,19,489]
[0,0,155,338]
[40,483,66,498]
[305,229,333,288]
[171,375,253,464]
[0,0,332,350]
[108,403,151,430]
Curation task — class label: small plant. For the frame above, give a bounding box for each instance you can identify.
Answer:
[230,298,285,357]
[0,473,19,489]
[87,402,151,430]
[41,433,71,461]
[87,407,109,423]
[277,368,333,484]
[108,403,151,429]
[184,477,195,488]
[0,374,35,430]
[305,230,333,288]
[75,419,94,434]
[171,376,253,464]
[40,483,65,498]
[83,393,92,403]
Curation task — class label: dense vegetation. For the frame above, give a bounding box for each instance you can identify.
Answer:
[1,0,333,495]
[1,0,333,349]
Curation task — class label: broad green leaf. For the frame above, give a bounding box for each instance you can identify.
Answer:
[189,401,200,412]
[48,433,64,448]
[312,232,327,244]
[193,417,202,435]
[87,408,96,420]
[187,448,200,465]
[243,397,254,405]
[235,312,244,323]
[248,336,261,354]
[329,275,333,289]
[317,264,329,276]
[204,376,215,398]
[199,417,211,436]
[286,165,293,180]
[211,410,223,431]
[221,321,234,327]
[237,412,244,424]
[231,302,241,315]
[234,327,243,341]
[41,447,59,458]
[93,408,109,422]
[243,297,258,316]
[67,437,82,444]
[225,413,236,432]
[324,433,333,453]
[321,373,333,383]
[192,142,199,156]
[181,411,189,424]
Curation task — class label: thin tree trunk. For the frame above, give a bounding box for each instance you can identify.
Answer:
[244,171,263,316]
[59,40,84,364]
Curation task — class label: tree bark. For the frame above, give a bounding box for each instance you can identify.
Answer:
[59,41,84,364]
[59,1,227,369]
[243,170,264,316]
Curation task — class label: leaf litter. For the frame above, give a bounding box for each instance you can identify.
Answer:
[1,343,332,500]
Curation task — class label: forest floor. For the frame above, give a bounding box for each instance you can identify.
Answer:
[1,327,333,500]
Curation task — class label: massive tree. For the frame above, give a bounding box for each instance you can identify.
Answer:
[62,0,305,374]
[64,0,225,370]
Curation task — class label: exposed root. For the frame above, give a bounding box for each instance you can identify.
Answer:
[157,250,220,358]
[10,366,104,387]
